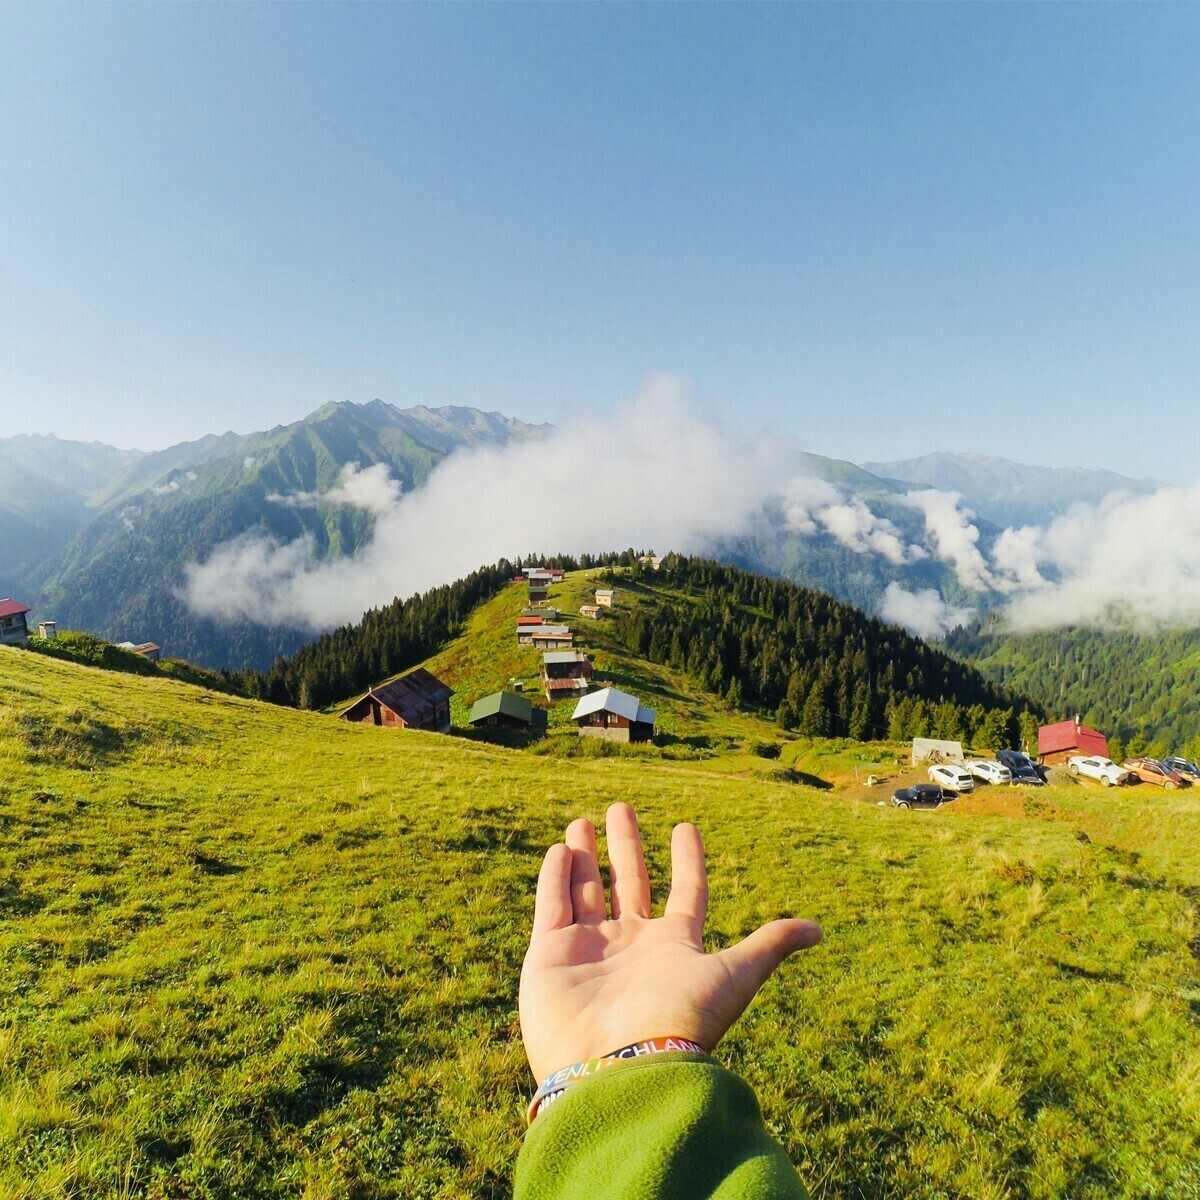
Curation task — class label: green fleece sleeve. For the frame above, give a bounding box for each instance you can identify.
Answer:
[514,1051,810,1200]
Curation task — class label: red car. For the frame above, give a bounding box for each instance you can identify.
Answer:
[1122,758,1185,789]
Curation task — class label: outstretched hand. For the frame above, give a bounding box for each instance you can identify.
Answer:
[519,803,822,1082]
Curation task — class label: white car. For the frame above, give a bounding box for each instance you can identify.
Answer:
[1067,756,1129,787]
[928,763,975,793]
[966,759,1013,785]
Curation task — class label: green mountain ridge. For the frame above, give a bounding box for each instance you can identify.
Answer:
[16,402,548,669]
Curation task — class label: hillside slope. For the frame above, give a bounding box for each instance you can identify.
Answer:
[25,402,547,669]
[862,451,1159,529]
[948,620,1200,754]
[2,647,1199,1198]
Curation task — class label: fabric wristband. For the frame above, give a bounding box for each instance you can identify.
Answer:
[527,1036,706,1123]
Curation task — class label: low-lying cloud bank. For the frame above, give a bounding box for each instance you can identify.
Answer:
[182,376,1200,639]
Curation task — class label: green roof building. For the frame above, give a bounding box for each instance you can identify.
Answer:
[468,691,548,730]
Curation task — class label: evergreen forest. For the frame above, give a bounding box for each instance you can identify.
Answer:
[607,556,1041,747]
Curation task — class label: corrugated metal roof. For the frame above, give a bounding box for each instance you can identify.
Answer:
[533,625,570,636]
[542,650,589,663]
[545,677,589,691]
[1039,720,1108,757]
[571,687,654,724]
[340,667,454,723]
[469,691,534,724]
[0,599,31,618]
[594,589,614,597]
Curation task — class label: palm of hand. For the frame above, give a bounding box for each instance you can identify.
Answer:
[519,805,822,1083]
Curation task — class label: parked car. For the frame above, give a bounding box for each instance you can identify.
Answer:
[928,763,975,792]
[1067,756,1129,786]
[996,749,1045,786]
[1122,758,1185,789]
[1162,756,1200,782]
[892,784,957,809]
[966,759,1013,785]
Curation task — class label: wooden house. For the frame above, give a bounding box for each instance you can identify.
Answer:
[542,650,593,702]
[0,599,30,647]
[579,604,601,619]
[523,607,559,620]
[339,667,454,733]
[571,687,656,744]
[468,691,548,731]
[37,621,57,640]
[531,626,574,650]
[1038,719,1109,766]
[595,589,615,608]
[519,623,572,648]
[529,583,550,603]
[135,643,161,662]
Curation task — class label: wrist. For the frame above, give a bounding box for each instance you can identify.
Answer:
[527,1036,706,1123]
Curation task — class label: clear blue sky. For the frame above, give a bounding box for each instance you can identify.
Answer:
[2,4,1198,478]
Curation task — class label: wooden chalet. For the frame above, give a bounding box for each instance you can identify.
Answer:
[0,599,30,647]
[571,687,656,744]
[1038,719,1109,766]
[595,589,615,608]
[339,668,454,733]
[531,626,573,650]
[579,604,601,619]
[529,583,550,603]
[468,691,548,731]
[522,606,559,620]
[518,623,572,648]
[542,650,593,702]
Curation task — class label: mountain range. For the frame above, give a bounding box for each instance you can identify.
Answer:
[0,403,1161,671]
[2,402,548,667]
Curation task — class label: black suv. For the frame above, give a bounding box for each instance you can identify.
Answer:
[891,784,956,809]
[996,749,1044,786]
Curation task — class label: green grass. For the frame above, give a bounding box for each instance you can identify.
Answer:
[2,646,1200,1199]
[415,571,821,774]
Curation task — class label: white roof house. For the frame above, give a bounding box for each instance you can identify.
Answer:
[571,687,656,726]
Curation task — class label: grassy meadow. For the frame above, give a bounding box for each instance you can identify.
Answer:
[2,645,1200,1199]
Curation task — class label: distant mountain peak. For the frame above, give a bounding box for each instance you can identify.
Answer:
[861,451,1161,529]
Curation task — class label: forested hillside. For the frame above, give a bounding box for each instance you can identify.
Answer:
[603,556,1039,744]
[25,402,546,669]
[238,552,640,709]
[948,621,1200,757]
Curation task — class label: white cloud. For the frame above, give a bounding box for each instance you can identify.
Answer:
[266,462,403,513]
[185,375,795,630]
[243,456,257,472]
[325,462,402,514]
[781,476,841,535]
[782,476,925,564]
[902,489,996,591]
[879,583,972,640]
[1002,483,1200,631]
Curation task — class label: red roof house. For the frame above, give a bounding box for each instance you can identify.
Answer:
[1038,719,1109,766]
[0,599,31,647]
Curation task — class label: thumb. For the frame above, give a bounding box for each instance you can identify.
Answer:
[718,918,823,1005]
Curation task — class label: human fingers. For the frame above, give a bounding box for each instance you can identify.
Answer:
[717,918,823,1009]
[664,822,708,939]
[605,802,652,919]
[532,843,574,935]
[565,818,606,924]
